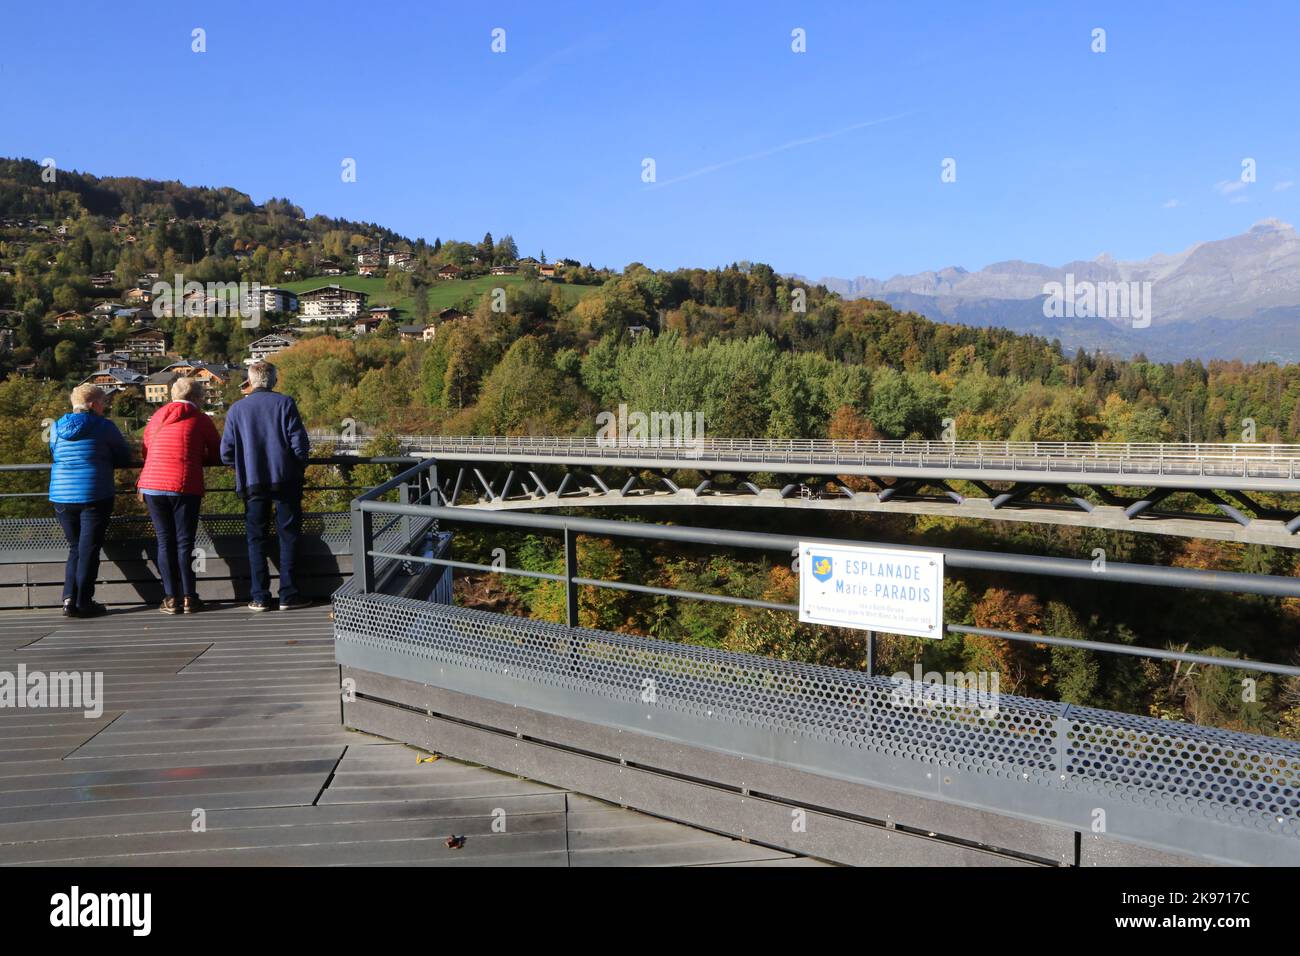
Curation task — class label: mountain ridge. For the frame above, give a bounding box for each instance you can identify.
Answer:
[800,220,1300,361]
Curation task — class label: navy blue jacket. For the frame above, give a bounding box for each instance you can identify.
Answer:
[219,388,311,498]
[48,412,133,504]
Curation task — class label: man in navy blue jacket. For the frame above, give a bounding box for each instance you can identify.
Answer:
[221,362,312,610]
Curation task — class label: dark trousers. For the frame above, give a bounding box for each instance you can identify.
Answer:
[245,491,302,603]
[144,494,202,598]
[53,498,114,610]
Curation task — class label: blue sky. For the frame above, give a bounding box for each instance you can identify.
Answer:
[2,0,1298,279]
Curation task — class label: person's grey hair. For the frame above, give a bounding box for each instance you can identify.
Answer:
[171,376,201,403]
[70,384,105,412]
[247,361,277,390]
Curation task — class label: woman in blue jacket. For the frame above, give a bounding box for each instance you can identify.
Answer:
[48,384,133,617]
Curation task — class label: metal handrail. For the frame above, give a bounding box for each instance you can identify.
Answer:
[309,434,1300,485]
[0,456,418,500]
[350,478,1300,681]
[310,431,1300,459]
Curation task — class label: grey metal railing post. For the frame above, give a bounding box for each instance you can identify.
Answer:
[351,499,374,594]
[564,525,579,628]
[398,480,412,547]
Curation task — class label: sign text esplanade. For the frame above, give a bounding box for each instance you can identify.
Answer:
[798,542,944,638]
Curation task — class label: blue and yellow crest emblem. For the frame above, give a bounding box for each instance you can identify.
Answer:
[811,555,833,582]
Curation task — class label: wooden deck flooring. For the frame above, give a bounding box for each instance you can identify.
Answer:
[0,603,823,866]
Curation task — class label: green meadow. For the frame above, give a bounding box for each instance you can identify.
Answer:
[278,274,598,318]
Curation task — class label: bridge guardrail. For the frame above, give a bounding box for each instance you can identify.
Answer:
[309,434,1300,484]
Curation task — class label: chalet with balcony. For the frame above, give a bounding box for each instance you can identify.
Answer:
[124,328,167,356]
[247,332,297,363]
[78,367,146,395]
[299,285,368,323]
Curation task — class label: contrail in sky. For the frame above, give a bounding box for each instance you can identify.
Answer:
[645,111,916,190]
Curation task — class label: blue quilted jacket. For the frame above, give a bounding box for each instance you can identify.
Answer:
[48,412,133,504]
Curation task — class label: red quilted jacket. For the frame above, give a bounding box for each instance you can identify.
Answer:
[137,401,223,495]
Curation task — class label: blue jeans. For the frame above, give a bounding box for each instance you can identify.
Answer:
[144,494,202,598]
[245,491,302,603]
[53,498,114,610]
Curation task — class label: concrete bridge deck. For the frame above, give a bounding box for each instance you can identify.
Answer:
[0,604,821,867]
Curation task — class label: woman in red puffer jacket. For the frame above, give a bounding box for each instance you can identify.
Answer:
[137,377,223,614]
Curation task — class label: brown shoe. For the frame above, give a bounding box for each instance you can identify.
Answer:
[182,595,204,614]
[159,596,178,615]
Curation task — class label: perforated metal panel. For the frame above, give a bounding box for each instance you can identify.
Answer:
[332,589,1300,865]
[1061,706,1300,841]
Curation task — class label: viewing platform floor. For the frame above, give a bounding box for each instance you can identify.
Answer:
[0,604,822,867]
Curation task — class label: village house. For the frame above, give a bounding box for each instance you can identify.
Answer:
[490,264,518,276]
[95,350,148,374]
[317,259,344,276]
[437,307,468,323]
[436,263,462,280]
[388,251,415,271]
[538,263,559,279]
[89,272,116,289]
[299,284,368,323]
[356,250,383,276]
[124,328,167,357]
[352,316,383,335]
[240,286,299,317]
[123,287,153,306]
[143,370,179,404]
[246,332,297,363]
[51,310,85,330]
[397,324,427,343]
[155,359,237,406]
[78,367,146,395]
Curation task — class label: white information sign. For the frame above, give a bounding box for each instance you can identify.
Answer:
[798,542,944,638]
